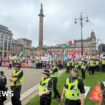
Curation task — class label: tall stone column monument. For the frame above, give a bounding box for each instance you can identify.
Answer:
[36,4,46,57]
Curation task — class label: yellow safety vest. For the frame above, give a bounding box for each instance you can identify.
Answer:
[72,62,75,66]
[67,62,70,66]
[81,64,86,69]
[75,63,78,68]
[96,61,99,65]
[39,77,51,93]
[51,67,59,77]
[102,60,105,65]
[11,70,24,86]
[103,81,105,87]
[89,61,95,67]
[65,78,81,100]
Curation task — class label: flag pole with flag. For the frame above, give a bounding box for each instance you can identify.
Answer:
[64,40,73,49]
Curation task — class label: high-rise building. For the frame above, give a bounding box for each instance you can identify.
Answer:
[0,25,13,58]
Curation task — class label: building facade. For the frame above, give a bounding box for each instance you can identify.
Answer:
[66,31,97,55]
[98,43,105,54]
[12,39,24,56]
[0,25,13,58]
[46,31,97,56]
[12,38,35,58]
[46,46,64,56]
[17,38,32,48]
[17,38,32,57]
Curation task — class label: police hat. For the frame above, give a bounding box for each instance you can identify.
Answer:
[43,70,50,75]
[15,64,20,67]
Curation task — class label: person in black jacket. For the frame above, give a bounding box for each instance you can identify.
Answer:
[51,64,60,100]
[0,71,7,105]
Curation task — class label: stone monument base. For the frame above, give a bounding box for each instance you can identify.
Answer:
[35,47,47,57]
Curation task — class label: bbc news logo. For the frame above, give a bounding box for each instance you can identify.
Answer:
[0,91,14,97]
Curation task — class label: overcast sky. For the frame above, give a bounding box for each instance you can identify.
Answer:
[0,0,105,47]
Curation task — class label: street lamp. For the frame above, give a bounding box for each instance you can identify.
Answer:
[74,12,89,56]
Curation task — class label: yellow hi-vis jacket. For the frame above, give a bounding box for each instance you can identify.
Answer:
[102,60,105,65]
[67,62,70,67]
[51,67,59,77]
[65,78,81,100]
[96,61,99,65]
[81,64,86,69]
[89,61,95,67]
[11,70,24,86]
[39,77,51,93]
[72,62,75,67]
[102,81,105,87]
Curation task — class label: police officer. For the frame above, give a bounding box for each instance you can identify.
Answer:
[95,59,100,72]
[9,64,24,105]
[102,58,105,72]
[75,62,79,69]
[66,61,71,73]
[71,60,75,69]
[51,63,60,99]
[89,58,95,75]
[0,71,7,105]
[81,61,86,79]
[61,68,85,105]
[39,70,52,105]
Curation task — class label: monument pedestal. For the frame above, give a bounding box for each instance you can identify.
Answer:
[35,47,47,57]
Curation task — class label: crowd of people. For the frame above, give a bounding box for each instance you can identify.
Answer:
[0,56,105,105]
[65,57,105,79]
[38,56,105,105]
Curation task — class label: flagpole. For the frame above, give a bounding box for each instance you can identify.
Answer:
[80,13,83,56]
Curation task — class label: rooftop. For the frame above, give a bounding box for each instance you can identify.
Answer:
[0,24,13,35]
[18,38,32,42]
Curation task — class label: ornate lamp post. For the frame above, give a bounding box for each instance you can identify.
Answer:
[74,13,89,56]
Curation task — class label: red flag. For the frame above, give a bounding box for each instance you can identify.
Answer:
[68,41,72,45]
[89,84,102,102]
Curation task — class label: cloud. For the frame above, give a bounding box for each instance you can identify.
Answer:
[0,0,105,47]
